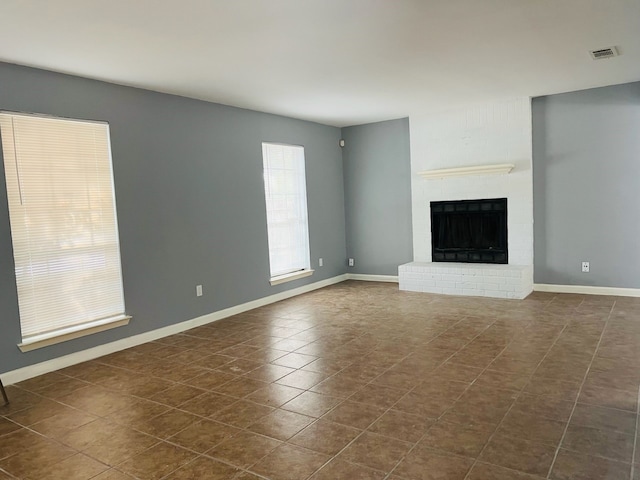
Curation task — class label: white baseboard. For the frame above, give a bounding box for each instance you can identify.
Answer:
[534,283,640,298]
[346,274,399,283]
[2,274,348,385]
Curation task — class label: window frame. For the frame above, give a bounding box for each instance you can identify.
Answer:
[261,142,313,285]
[0,111,130,351]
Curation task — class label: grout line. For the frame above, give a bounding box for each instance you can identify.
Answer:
[0,467,18,479]
[460,319,572,480]
[544,299,617,479]
[4,289,628,480]
[156,297,457,478]
[2,318,319,480]
[6,311,350,478]
[380,315,528,479]
[309,314,497,479]
[98,302,546,479]
[298,314,477,479]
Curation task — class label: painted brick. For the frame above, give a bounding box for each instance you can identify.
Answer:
[399,262,532,299]
[408,98,534,286]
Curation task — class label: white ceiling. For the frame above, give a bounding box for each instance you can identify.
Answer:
[1,0,639,127]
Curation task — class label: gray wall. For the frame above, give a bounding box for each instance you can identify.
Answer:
[533,81,640,288]
[342,118,412,275]
[0,62,347,373]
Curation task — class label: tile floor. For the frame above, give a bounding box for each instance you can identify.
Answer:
[1,281,640,479]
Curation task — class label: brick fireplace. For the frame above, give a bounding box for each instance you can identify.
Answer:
[399,97,534,299]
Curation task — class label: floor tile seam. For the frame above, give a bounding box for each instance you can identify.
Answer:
[110,438,197,479]
[86,438,165,467]
[242,442,333,480]
[155,457,206,480]
[547,444,634,465]
[309,314,477,400]
[171,370,245,392]
[5,390,128,431]
[463,417,638,466]
[0,419,107,460]
[385,454,553,480]
[0,466,19,479]
[459,318,574,480]
[16,294,620,478]
[124,449,202,480]
[630,384,640,480]
[136,386,212,407]
[545,300,617,479]
[167,396,283,429]
[73,412,170,452]
[8,415,112,452]
[231,417,348,480]
[6,382,75,405]
[105,463,156,479]
[164,431,269,472]
[573,395,639,415]
[111,409,209,440]
[381,317,515,479]
[43,451,116,478]
[437,313,543,398]
[65,366,211,396]
[281,321,480,480]
[381,444,485,480]
[360,414,438,446]
[465,460,551,480]
[360,315,499,397]
[565,405,638,433]
[163,396,335,462]
[356,319,496,404]
[9,322,453,428]
[96,348,230,372]
[0,417,25,436]
[155,439,272,480]
[5,422,158,477]
[134,385,235,417]
[94,355,164,369]
[259,323,322,346]
[23,370,95,390]
[302,427,380,479]
[312,458,388,480]
[90,389,205,420]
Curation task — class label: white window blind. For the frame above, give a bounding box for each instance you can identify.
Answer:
[262,142,311,279]
[0,112,126,343]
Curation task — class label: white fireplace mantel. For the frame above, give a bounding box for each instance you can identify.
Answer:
[418,163,514,180]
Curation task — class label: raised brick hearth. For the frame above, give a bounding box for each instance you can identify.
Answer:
[399,262,533,299]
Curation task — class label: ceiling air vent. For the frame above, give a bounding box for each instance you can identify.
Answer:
[590,46,619,60]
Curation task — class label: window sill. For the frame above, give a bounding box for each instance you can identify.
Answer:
[270,269,314,286]
[18,315,131,352]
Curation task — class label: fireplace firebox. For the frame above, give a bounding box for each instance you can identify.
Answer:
[431,198,507,264]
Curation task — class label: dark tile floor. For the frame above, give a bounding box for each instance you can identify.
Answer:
[1,281,639,479]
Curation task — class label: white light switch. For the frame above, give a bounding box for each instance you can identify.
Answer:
[196,285,203,296]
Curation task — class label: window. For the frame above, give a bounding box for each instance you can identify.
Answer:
[262,142,312,285]
[0,112,128,351]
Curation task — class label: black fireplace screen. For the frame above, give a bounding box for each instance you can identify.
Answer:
[431,198,507,264]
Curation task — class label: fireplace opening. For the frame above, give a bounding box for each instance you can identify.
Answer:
[431,198,507,264]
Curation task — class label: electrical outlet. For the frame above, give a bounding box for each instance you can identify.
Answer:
[581,262,590,273]
[319,258,323,267]
[348,258,354,267]
[196,284,203,296]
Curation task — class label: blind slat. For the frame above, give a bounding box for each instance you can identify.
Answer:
[0,112,126,339]
[262,143,310,278]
